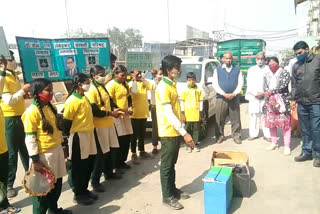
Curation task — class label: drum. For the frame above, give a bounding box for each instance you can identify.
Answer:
[23,166,55,197]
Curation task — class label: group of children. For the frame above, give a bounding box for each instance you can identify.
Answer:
[0,51,204,213]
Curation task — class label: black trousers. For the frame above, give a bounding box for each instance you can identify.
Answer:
[117,135,131,166]
[67,133,96,196]
[131,119,147,153]
[32,178,62,214]
[0,152,9,210]
[150,105,159,146]
[91,129,111,184]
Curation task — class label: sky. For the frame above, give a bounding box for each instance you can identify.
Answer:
[0,0,310,54]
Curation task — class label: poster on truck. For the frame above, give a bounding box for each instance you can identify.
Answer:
[16,37,111,82]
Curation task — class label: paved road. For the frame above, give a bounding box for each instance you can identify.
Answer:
[9,103,320,214]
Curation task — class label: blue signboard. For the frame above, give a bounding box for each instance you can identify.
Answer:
[16,37,111,82]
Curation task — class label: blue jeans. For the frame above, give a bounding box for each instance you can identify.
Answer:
[297,103,320,158]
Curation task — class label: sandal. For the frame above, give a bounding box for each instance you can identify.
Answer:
[6,207,21,214]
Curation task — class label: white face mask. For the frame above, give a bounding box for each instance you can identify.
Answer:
[82,84,90,92]
[7,60,17,71]
[256,59,264,67]
[96,76,105,84]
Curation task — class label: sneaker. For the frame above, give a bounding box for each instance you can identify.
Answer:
[266,144,278,151]
[174,189,190,200]
[73,195,94,206]
[85,190,98,200]
[194,146,200,152]
[283,147,291,156]
[6,188,17,198]
[313,158,320,167]
[162,196,184,210]
[92,183,105,193]
[139,151,152,159]
[216,136,224,144]
[152,148,159,155]
[186,147,192,153]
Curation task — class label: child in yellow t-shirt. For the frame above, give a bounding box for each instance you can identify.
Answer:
[129,70,153,161]
[180,72,204,153]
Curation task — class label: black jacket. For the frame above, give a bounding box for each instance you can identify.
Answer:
[291,53,320,105]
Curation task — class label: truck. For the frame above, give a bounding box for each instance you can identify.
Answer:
[216,39,266,97]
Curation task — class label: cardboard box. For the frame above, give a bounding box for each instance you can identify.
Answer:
[203,167,233,214]
[211,151,251,198]
[212,151,249,166]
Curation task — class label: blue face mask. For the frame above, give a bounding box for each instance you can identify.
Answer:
[296,52,307,63]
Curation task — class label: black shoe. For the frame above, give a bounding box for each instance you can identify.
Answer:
[6,188,17,198]
[86,190,98,200]
[174,189,190,200]
[294,153,313,162]
[105,171,122,180]
[162,196,184,210]
[48,208,73,214]
[234,138,242,144]
[216,136,224,144]
[152,148,159,155]
[120,163,131,169]
[313,158,320,167]
[92,183,105,193]
[139,151,152,159]
[73,195,94,206]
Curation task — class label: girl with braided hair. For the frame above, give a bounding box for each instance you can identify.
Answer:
[87,65,124,192]
[62,73,97,206]
[106,65,134,170]
[21,78,70,214]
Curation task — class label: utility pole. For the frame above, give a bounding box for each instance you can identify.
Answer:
[65,0,70,37]
[167,0,171,43]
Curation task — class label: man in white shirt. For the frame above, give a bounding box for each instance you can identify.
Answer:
[245,52,271,141]
[213,51,243,144]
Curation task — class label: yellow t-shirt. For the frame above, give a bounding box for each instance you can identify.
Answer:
[156,77,181,137]
[22,101,62,154]
[63,92,94,133]
[129,81,153,119]
[0,72,26,116]
[0,107,7,154]
[86,82,114,128]
[106,79,130,110]
[180,84,203,122]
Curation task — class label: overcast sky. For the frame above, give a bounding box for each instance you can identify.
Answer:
[0,0,310,53]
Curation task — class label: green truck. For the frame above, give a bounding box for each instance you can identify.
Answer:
[216,39,266,96]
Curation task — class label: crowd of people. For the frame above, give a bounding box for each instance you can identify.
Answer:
[0,39,319,213]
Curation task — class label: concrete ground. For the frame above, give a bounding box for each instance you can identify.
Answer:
[9,103,320,214]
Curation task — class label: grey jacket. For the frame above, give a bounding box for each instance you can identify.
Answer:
[291,53,320,105]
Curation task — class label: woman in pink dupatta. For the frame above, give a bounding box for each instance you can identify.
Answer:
[262,57,291,155]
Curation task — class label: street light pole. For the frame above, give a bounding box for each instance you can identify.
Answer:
[167,0,171,43]
[65,0,70,37]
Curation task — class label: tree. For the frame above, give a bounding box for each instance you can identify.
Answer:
[106,27,143,60]
[64,27,143,60]
[279,48,295,66]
